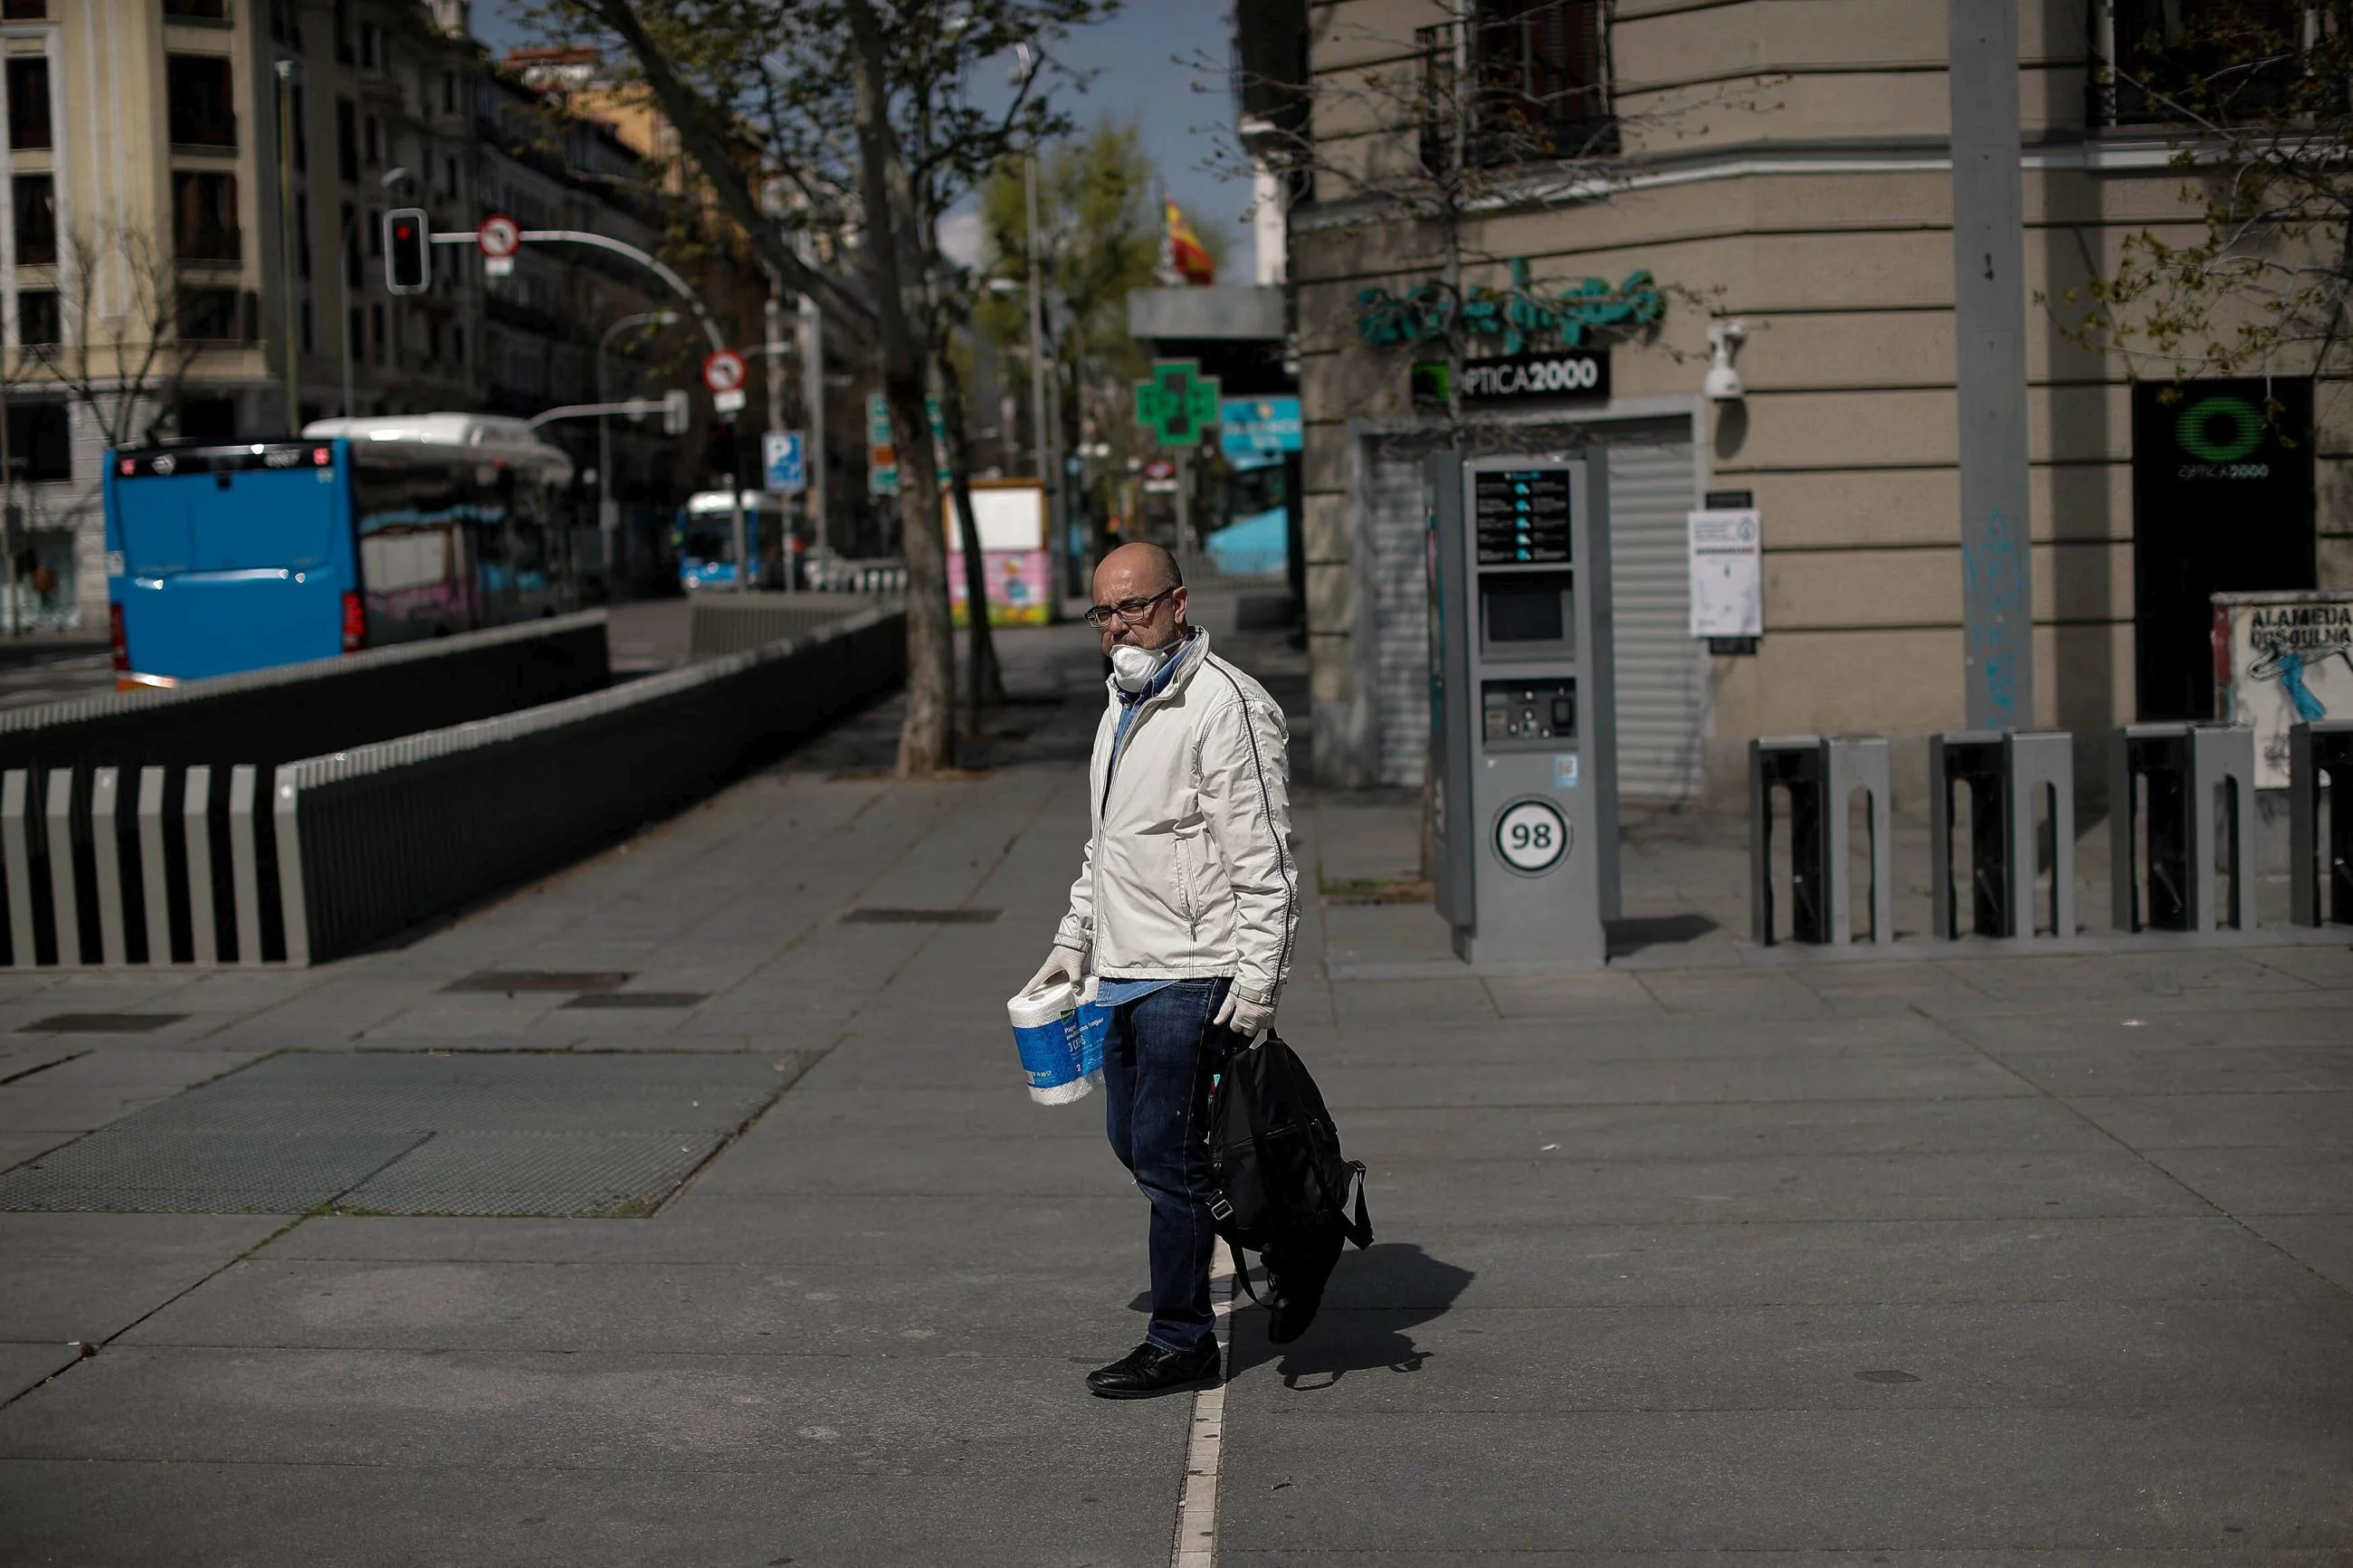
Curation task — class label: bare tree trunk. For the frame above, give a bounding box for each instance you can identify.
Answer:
[846,0,955,774]
[932,349,1006,724]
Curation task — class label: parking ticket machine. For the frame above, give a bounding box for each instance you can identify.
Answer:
[1426,452,1619,964]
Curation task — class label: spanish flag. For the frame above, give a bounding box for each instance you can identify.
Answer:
[1166,200,1215,287]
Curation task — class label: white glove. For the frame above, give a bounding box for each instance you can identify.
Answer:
[1023,944,1086,997]
[1213,990,1276,1037]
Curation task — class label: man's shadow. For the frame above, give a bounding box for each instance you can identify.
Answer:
[1222,1241,1475,1389]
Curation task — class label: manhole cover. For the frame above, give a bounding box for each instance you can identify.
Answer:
[21,1013,186,1034]
[443,971,634,994]
[563,993,710,1010]
[840,908,1001,924]
[0,1050,809,1217]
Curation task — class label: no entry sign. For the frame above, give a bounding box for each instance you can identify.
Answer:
[476,214,521,259]
[702,349,748,395]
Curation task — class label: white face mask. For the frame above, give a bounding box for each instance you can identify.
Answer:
[1110,640,1177,692]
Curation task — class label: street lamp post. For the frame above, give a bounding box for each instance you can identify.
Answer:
[596,309,680,594]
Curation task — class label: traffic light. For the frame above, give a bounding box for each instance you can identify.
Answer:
[385,208,430,294]
[662,389,691,436]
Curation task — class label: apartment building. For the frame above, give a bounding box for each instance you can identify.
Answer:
[1251,1,2350,804]
[0,0,764,628]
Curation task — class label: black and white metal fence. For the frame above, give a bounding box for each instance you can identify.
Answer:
[0,604,904,968]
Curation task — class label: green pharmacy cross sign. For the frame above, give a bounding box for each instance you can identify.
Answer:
[1134,359,1222,448]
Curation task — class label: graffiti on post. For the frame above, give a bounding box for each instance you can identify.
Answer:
[1960,506,2026,724]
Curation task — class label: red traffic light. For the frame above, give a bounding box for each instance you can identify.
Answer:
[385,207,430,294]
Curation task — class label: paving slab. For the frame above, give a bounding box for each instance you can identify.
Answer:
[0,1345,1185,1478]
[1297,1217,2343,1308]
[2237,1213,2353,1291]
[1336,1097,2110,1161]
[2070,1090,2353,1150]
[1221,1296,2353,1412]
[2141,1146,2353,1215]
[119,1256,1156,1358]
[1360,1146,2208,1227]
[0,1345,80,1404]
[1281,1008,1974,1064]
[1298,1053,2036,1109]
[0,1457,1181,1568]
[1215,1407,2351,1554]
[1969,1044,2353,1097]
[0,1132,72,1172]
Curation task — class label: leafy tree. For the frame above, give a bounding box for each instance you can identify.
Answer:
[525,0,1109,771]
[2051,1,2353,385]
[974,119,1164,544]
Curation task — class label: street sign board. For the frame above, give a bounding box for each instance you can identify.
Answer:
[1217,395,1302,459]
[477,213,521,258]
[867,392,898,497]
[702,349,748,395]
[1133,359,1221,449]
[478,213,521,279]
[763,430,805,494]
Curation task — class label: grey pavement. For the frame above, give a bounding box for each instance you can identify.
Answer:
[0,604,2348,1564]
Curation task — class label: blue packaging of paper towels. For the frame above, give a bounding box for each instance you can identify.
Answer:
[1006,980,1097,1106]
[1072,978,1109,1079]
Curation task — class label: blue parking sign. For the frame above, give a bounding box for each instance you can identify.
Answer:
[763,431,805,494]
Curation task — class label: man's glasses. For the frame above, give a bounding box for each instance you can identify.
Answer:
[1083,586,1176,628]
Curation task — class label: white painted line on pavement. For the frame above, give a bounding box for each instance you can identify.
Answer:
[1172,1239,1234,1568]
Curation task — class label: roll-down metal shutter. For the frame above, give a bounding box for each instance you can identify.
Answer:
[1367,445,1434,787]
[1602,427,1707,801]
[1358,417,1705,797]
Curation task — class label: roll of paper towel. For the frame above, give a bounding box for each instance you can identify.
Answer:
[1006,981,1098,1106]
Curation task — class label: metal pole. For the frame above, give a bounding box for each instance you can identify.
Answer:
[592,310,677,596]
[275,62,300,431]
[797,230,826,558]
[597,348,613,591]
[1025,154,1048,487]
[1948,0,2035,728]
[339,214,356,418]
[727,427,750,593]
[1,366,14,637]
[1175,447,1192,575]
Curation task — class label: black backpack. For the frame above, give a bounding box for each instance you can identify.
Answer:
[1205,1031,1373,1341]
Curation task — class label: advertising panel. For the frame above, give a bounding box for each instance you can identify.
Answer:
[944,480,1051,626]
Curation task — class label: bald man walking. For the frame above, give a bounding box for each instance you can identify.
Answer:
[1026,543,1299,1399]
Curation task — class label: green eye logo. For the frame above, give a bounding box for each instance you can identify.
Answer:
[2176,395,2265,462]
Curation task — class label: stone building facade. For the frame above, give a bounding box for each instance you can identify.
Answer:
[1260,1,2351,804]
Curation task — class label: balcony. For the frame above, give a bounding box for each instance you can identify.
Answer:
[1416,2,1615,175]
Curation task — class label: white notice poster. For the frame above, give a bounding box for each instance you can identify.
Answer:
[1688,508,1762,639]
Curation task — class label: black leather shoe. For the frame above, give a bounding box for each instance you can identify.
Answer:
[1085,1339,1222,1400]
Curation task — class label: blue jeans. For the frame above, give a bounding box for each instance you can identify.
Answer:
[1101,977,1233,1355]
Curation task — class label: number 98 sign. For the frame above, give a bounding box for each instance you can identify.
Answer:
[1492,798,1570,876]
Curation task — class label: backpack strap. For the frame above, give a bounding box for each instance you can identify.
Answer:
[1341,1160,1375,1250]
[1226,1248,1267,1307]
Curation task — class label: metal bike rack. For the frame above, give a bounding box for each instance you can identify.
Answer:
[1929,728,2075,940]
[2289,719,2353,927]
[2109,723,2257,934]
[1749,735,1892,946]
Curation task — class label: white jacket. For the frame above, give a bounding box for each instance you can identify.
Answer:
[1054,628,1299,1007]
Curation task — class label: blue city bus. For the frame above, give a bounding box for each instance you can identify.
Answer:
[672,489,783,591]
[104,414,578,686]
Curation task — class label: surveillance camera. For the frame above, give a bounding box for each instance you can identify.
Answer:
[1704,321,1748,404]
